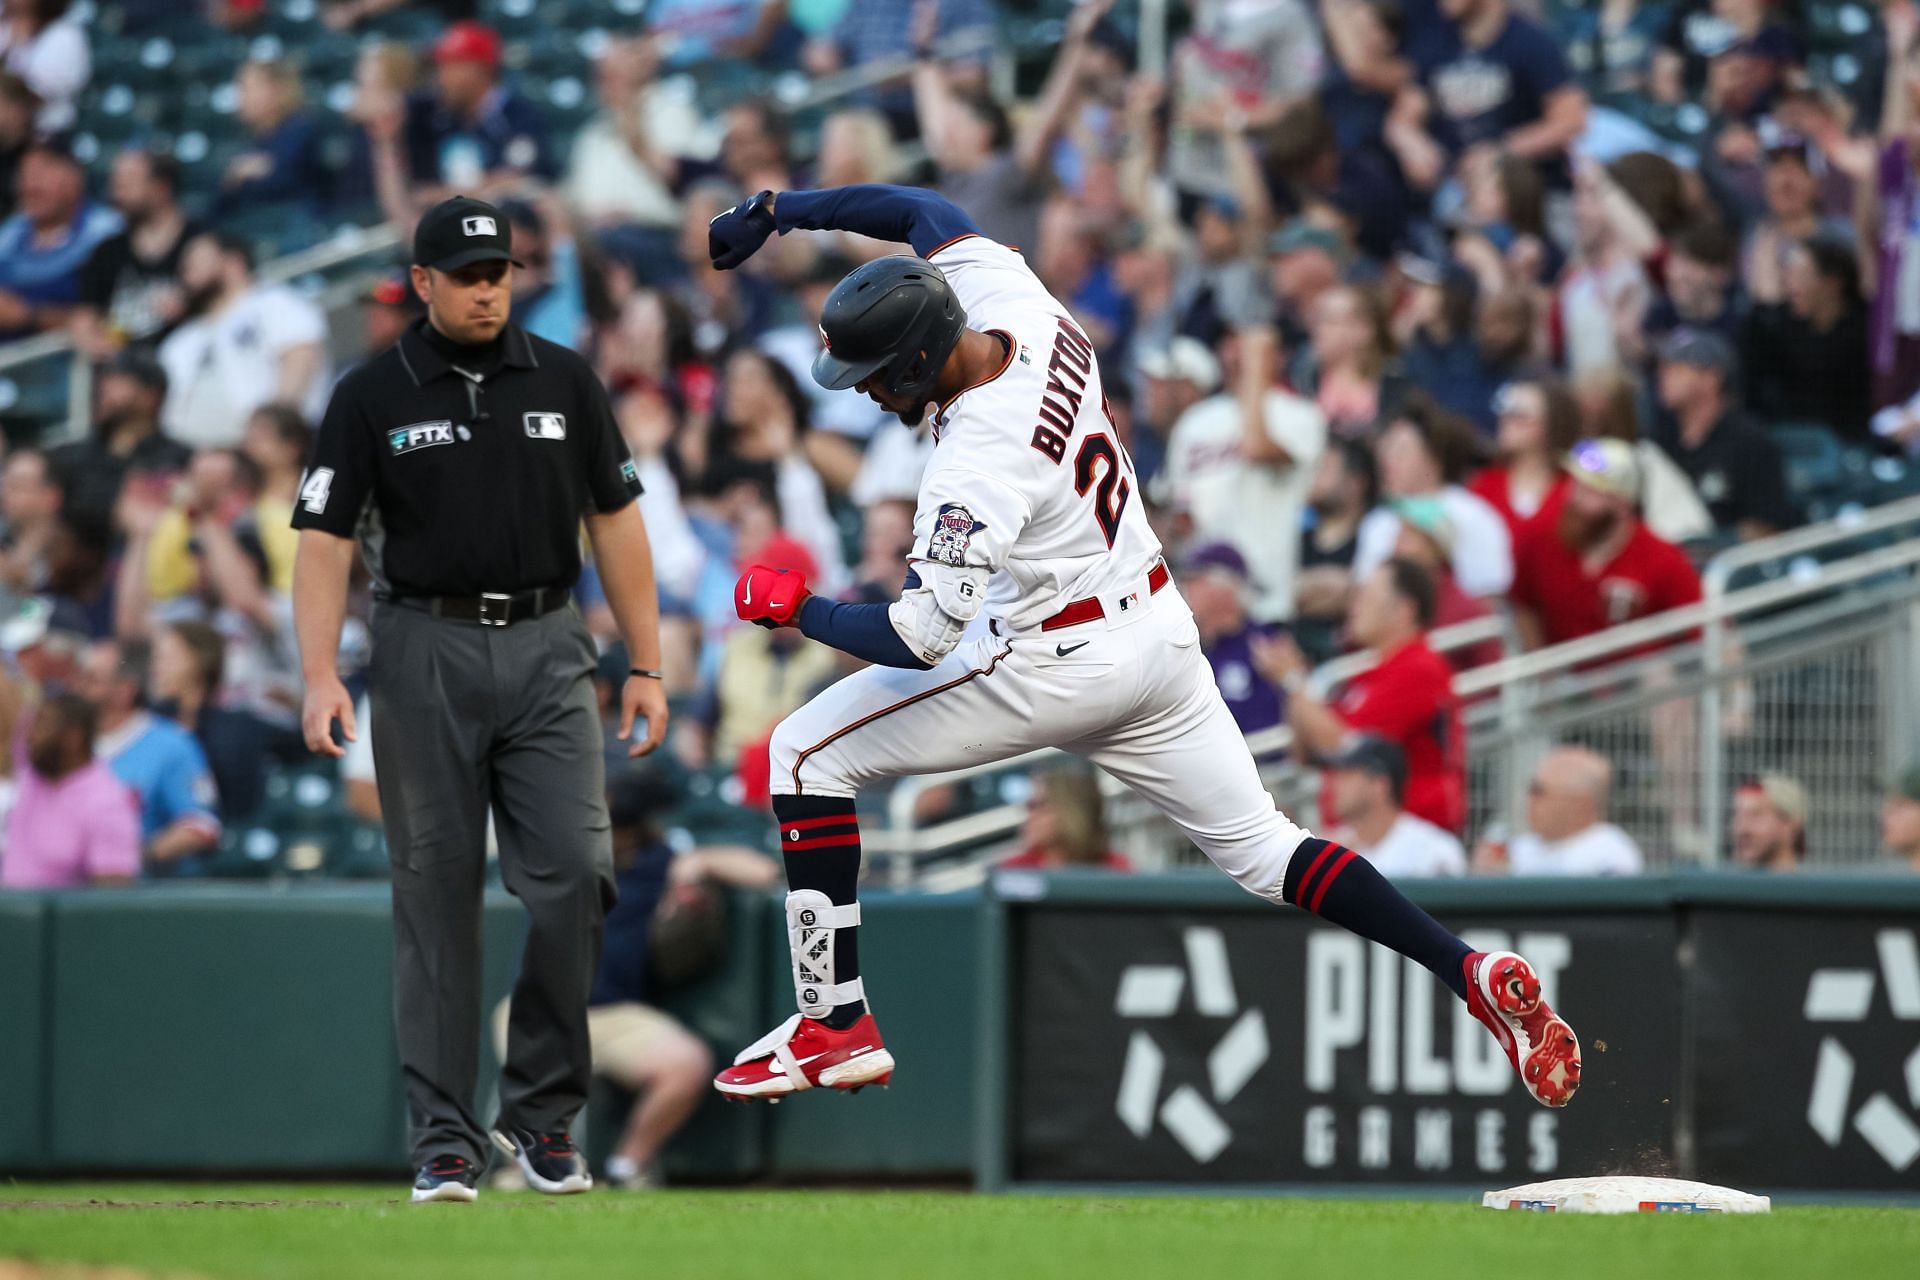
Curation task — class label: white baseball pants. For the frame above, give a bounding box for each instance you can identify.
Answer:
[768,583,1311,899]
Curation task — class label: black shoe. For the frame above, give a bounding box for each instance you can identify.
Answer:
[411,1154,479,1204]
[490,1126,592,1194]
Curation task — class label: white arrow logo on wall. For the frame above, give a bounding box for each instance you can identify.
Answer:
[1113,927,1269,1164]
[1804,930,1920,1171]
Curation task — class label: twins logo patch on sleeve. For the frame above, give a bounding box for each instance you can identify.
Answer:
[930,503,986,567]
[524,411,568,440]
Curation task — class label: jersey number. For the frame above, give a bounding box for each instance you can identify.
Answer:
[299,467,335,515]
[1073,434,1131,547]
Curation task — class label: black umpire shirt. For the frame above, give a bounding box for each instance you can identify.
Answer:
[292,318,642,597]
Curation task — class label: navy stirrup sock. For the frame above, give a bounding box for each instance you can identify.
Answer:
[1284,836,1472,999]
[773,794,867,1029]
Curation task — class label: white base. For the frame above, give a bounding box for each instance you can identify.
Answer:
[1483,1176,1771,1214]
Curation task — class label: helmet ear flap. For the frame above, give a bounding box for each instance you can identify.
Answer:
[888,346,933,398]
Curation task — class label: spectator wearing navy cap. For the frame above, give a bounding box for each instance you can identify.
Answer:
[1323,735,1466,880]
[1650,326,1794,539]
[403,21,557,199]
[1180,542,1287,737]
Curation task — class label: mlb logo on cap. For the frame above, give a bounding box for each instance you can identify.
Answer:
[524,412,567,440]
[413,196,521,271]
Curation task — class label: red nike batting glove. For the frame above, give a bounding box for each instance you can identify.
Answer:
[735,564,810,628]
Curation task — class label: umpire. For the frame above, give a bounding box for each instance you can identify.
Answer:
[291,195,669,1204]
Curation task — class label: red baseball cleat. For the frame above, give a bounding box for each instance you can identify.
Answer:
[1463,950,1582,1108]
[714,1012,895,1102]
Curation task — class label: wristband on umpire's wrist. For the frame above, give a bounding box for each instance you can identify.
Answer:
[629,667,664,680]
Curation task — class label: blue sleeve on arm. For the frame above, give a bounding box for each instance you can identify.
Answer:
[797,594,933,670]
[774,185,981,258]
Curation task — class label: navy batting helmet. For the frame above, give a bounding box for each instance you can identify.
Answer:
[811,255,968,406]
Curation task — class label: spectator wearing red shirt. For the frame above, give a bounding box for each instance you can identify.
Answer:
[1510,439,1703,651]
[999,766,1133,873]
[1257,558,1467,833]
[1468,376,1576,549]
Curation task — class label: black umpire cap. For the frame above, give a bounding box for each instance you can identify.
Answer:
[412,195,524,271]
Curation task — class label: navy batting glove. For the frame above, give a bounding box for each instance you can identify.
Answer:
[708,190,778,270]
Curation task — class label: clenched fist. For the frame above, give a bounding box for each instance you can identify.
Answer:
[736,563,809,628]
[709,190,777,270]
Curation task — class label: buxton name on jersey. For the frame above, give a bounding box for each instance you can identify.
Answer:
[911,233,1160,636]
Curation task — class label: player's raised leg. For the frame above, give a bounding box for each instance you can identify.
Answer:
[716,633,1034,1101]
[1081,604,1580,1107]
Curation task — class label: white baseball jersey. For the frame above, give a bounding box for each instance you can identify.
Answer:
[910,236,1163,633]
[767,230,1315,907]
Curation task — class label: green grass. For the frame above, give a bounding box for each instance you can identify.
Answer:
[0,1184,1915,1280]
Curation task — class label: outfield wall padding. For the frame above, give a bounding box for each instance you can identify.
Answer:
[3,875,1918,1190]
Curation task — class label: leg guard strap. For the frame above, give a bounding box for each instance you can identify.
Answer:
[788,889,866,1018]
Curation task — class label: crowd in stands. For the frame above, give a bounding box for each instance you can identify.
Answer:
[4,0,1920,892]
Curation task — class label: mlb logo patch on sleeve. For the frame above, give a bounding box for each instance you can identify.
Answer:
[524,412,568,440]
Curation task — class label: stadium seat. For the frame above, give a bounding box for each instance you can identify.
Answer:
[1768,423,1847,501]
[204,825,286,878]
[330,823,393,880]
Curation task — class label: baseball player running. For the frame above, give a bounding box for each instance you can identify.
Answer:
[704,185,1580,1110]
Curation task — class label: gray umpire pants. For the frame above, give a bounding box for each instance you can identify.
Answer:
[368,601,615,1168]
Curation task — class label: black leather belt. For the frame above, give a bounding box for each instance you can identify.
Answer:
[386,588,569,627]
